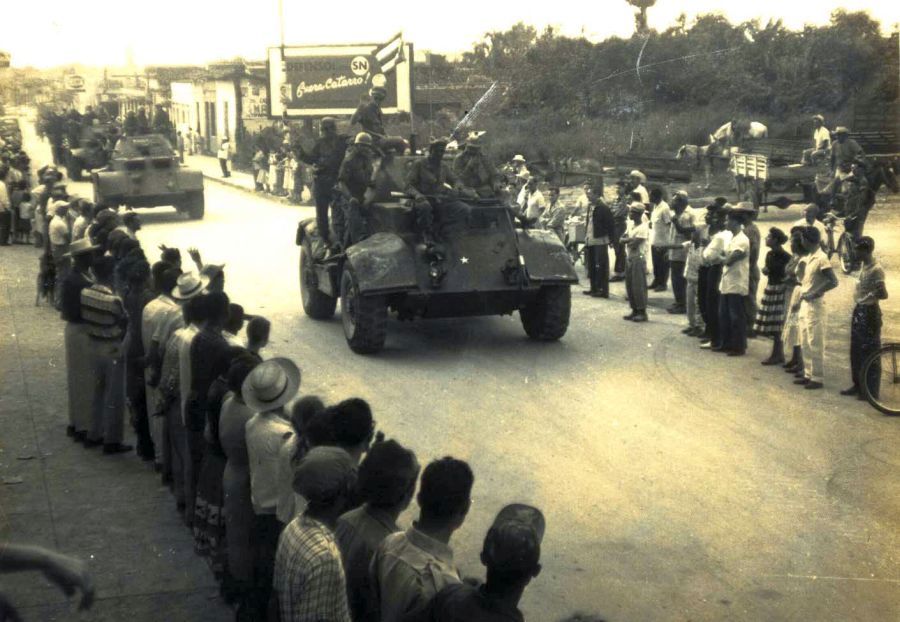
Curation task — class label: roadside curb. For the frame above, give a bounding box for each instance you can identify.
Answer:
[200,172,316,210]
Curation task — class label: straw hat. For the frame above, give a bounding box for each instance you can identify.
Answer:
[242,358,301,413]
[171,272,210,301]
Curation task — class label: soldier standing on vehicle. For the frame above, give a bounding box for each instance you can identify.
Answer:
[405,137,462,246]
[351,87,407,154]
[452,135,499,198]
[299,117,348,248]
[336,133,378,247]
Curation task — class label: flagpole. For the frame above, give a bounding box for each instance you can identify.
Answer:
[407,40,416,153]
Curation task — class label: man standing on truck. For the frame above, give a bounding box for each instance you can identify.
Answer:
[802,115,831,165]
[299,117,348,249]
[351,87,406,154]
[336,132,377,247]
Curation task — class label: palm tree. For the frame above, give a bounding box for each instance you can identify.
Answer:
[626,0,656,35]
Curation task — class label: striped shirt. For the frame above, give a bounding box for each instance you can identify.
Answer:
[80,284,126,342]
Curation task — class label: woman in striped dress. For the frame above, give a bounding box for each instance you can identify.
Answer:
[757,227,792,365]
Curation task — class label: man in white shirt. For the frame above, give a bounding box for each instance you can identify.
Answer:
[516,177,545,221]
[648,188,672,291]
[621,202,650,322]
[792,203,828,251]
[49,202,72,308]
[70,201,91,241]
[217,137,231,178]
[142,268,184,472]
[629,170,649,204]
[699,206,733,349]
[793,226,838,390]
[716,209,751,356]
[802,115,831,165]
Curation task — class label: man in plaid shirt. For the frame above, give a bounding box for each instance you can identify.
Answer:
[274,446,358,622]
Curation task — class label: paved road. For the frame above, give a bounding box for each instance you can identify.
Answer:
[7,125,900,621]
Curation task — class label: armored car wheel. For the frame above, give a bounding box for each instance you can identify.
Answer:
[299,244,337,319]
[183,191,205,220]
[520,285,571,341]
[340,268,387,354]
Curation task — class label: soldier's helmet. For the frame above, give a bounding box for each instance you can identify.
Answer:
[321,117,337,131]
[354,132,373,146]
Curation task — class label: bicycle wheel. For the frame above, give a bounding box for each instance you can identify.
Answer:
[837,233,854,274]
[860,343,900,416]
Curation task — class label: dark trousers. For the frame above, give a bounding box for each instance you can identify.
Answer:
[585,244,609,294]
[651,246,669,288]
[219,158,230,177]
[313,178,336,243]
[850,304,882,396]
[0,211,10,245]
[612,228,626,275]
[705,265,723,344]
[126,356,154,460]
[718,293,748,353]
[698,265,711,329]
[670,260,686,305]
[250,513,283,621]
[184,427,204,525]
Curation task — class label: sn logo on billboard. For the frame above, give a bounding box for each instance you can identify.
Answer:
[350,56,369,76]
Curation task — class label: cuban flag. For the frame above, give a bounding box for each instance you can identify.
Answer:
[373,33,405,74]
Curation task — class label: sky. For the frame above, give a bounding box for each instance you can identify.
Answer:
[4,0,899,68]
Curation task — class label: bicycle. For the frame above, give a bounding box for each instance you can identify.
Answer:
[860,342,900,416]
[821,212,857,275]
[564,217,586,265]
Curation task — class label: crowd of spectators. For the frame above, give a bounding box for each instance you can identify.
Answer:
[16,142,553,620]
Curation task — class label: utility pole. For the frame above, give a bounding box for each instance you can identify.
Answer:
[278,0,285,50]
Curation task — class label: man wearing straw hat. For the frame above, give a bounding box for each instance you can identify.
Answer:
[60,238,98,444]
[244,357,302,618]
[144,269,207,477]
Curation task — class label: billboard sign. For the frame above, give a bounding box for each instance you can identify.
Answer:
[268,35,412,117]
[64,74,86,91]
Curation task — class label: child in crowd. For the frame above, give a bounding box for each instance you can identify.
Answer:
[781,229,807,375]
[756,228,792,365]
[682,228,705,336]
[283,152,295,201]
[16,190,34,244]
[246,316,270,358]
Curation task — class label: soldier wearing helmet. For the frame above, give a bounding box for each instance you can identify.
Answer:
[405,137,463,246]
[335,132,378,246]
[299,117,349,248]
[351,87,388,142]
